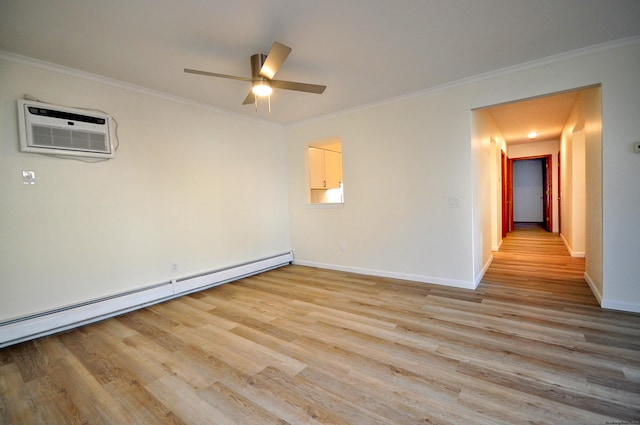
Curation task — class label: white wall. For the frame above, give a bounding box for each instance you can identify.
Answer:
[287,40,640,310]
[471,110,504,273]
[489,138,504,251]
[583,88,603,305]
[0,57,291,321]
[287,93,476,288]
[571,129,587,256]
[560,87,602,294]
[471,110,506,253]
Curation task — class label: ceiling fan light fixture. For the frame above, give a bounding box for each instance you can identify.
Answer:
[252,81,272,97]
[185,42,326,110]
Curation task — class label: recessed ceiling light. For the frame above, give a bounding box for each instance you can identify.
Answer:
[528,131,538,139]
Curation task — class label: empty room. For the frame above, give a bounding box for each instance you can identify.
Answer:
[1,1,640,424]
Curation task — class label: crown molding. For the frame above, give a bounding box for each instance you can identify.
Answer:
[3,35,638,129]
[289,36,640,128]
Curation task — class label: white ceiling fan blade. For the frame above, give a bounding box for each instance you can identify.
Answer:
[242,91,256,105]
[259,42,292,79]
[184,68,252,82]
[271,79,326,94]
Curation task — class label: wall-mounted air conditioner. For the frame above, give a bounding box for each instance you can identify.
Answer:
[17,99,115,158]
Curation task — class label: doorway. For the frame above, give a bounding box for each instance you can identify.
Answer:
[482,86,598,241]
[510,155,552,232]
[475,85,602,301]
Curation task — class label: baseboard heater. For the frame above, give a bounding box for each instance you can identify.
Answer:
[0,251,293,348]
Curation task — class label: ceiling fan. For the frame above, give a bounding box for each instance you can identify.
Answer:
[184,42,326,110]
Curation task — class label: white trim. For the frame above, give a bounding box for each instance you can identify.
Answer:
[305,202,345,209]
[172,252,293,295]
[559,233,585,257]
[475,255,494,289]
[293,260,475,290]
[560,233,570,252]
[3,36,638,129]
[601,299,640,314]
[583,272,640,314]
[289,36,640,128]
[584,271,603,305]
[0,284,174,349]
[0,252,293,348]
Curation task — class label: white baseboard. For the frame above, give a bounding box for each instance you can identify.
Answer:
[583,271,603,305]
[293,260,476,290]
[492,238,503,252]
[0,252,293,348]
[601,299,640,314]
[475,255,494,289]
[584,271,640,313]
[560,233,570,252]
[560,233,585,257]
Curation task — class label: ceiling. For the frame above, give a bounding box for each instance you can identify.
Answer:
[485,89,582,145]
[1,0,639,129]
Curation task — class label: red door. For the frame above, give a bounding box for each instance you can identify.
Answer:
[507,158,514,232]
[544,155,552,232]
[501,151,508,237]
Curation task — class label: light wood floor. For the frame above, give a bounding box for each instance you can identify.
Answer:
[2,229,640,424]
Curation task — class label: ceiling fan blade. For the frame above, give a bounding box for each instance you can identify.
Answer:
[242,91,256,105]
[270,79,326,94]
[259,42,292,79]
[184,68,252,82]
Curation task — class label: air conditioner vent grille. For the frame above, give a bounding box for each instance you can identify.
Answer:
[31,125,108,153]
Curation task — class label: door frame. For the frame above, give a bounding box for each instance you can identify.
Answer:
[557,150,561,234]
[506,155,552,231]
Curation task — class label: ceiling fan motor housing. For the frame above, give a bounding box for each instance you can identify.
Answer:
[250,54,267,78]
[250,53,271,94]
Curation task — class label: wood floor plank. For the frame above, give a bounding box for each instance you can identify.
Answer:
[196,380,291,425]
[145,375,238,425]
[198,324,308,376]
[2,226,640,424]
[48,355,133,424]
[27,374,86,425]
[102,377,188,425]
[0,363,37,425]
[250,366,390,425]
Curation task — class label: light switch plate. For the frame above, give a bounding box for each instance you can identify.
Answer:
[22,170,36,184]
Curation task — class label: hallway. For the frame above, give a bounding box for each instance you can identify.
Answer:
[482,224,594,308]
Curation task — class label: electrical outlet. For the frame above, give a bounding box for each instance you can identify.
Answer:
[171,263,177,273]
[340,242,346,252]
